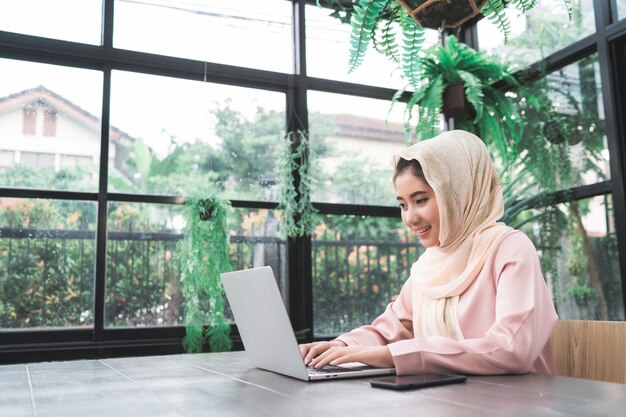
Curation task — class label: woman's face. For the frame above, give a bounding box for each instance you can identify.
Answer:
[395,170,440,248]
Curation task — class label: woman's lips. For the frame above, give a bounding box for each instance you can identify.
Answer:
[416,225,432,236]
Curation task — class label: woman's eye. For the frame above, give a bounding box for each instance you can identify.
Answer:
[399,203,407,210]
[416,198,428,205]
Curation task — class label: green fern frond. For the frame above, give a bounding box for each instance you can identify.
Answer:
[467,57,516,86]
[510,0,538,13]
[487,87,523,143]
[561,0,572,20]
[400,9,425,89]
[373,18,400,64]
[416,75,443,140]
[482,0,511,44]
[389,84,407,122]
[400,86,420,144]
[451,39,482,69]
[348,0,386,73]
[477,109,509,161]
[419,56,440,79]
[182,324,203,354]
[457,70,484,122]
[481,87,523,161]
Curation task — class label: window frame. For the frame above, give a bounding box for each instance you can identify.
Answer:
[0,0,625,363]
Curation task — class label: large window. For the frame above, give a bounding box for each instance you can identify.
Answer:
[0,198,97,328]
[114,0,293,73]
[477,1,624,321]
[304,3,440,89]
[617,0,626,21]
[109,71,285,200]
[519,195,623,321]
[1,0,625,361]
[308,91,407,206]
[477,0,596,69]
[0,0,102,45]
[105,204,286,327]
[312,215,421,336]
[0,59,103,193]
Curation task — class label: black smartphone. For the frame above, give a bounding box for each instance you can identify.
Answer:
[370,373,467,390]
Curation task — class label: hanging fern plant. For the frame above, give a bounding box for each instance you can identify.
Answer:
[277,130,318,238]
[399,35,523,161]
[336,0,571,96]
[178,196,232,353]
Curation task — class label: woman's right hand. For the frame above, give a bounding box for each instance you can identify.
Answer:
[299,340,346,366]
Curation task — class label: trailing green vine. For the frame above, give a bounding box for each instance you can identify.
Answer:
[278,130,318,238]
[178,196,232,353]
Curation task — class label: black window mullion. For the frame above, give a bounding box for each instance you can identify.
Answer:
[102,0,114,48]
[287,0,313,341]
[594,0,626,319]
[93,67,112,341]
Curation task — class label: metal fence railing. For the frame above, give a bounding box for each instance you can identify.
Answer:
[0,226,421,332]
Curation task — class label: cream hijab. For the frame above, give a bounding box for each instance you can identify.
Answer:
[393,130,514,340]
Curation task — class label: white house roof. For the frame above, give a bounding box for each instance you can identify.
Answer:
[0,85,132,142]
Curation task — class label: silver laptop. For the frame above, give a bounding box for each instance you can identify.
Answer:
[220,266,396,381]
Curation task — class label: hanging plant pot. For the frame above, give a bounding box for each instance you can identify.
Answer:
[179,196,232,354]
[543,120,565,144]
[442,83,473,120]
[397,0,488,30]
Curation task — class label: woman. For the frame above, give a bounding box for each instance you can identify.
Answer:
[300,130,558,376]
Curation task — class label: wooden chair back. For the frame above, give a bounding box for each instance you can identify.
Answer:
[550,319,626,384]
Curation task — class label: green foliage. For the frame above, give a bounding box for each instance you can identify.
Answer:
[346,0,427,94]
[481,0,570,44]
[178,197,232,353]
[0,198,96,328]
[339,0,571,85]
[399,7,425,90]
[0,164,96,192]
[326,156,397,206]
[108,100,286,199]
[348,0,388,72]
[132,138,153,191]
[565,279,596,307]
[482,0,512,43]
[277,131,319,238]
[373,15,401,65]
[402,35,522,161]
[317,0,355,24]
[312,215,423,334]
[106,203,183,327]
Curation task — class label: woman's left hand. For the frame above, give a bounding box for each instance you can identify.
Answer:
[308,345,394,369]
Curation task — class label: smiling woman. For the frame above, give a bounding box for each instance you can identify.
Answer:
[301,130,558,376]
[394,160,440,249]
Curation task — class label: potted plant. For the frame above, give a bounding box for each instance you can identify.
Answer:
[343,0,569,86]
[178,196,232,353]
[398,34,522,160]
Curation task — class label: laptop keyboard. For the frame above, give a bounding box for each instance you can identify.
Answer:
[307,364,369,374]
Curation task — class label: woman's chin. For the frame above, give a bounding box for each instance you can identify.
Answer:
[419,237,437,248]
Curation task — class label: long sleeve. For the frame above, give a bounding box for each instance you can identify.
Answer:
[337,232,557,376]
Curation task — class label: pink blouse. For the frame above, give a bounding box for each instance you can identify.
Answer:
[336,231,558,376]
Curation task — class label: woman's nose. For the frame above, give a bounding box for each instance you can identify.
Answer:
[406,207,420,224]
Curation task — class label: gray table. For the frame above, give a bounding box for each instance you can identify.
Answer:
[2,351,625,417]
